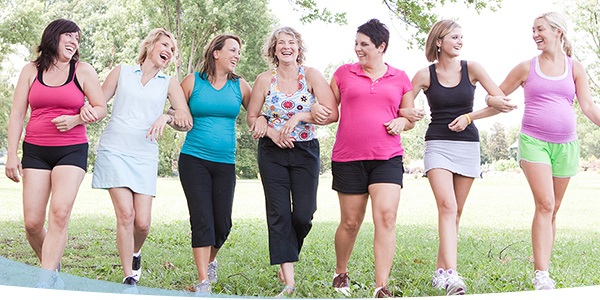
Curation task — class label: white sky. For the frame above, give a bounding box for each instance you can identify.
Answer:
[268,0,565,130]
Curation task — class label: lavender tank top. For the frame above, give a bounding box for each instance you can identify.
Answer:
[522,55,577,143]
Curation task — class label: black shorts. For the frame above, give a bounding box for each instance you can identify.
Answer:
[331,155,404,194]
[21,141,88,171]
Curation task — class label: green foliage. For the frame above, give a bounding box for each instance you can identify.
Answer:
[491,159,519,172]
[287,0,347,25]
[382,0,502,48]
[401,113,428,163]
[484,122,510,161]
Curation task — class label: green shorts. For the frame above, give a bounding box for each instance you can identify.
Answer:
[518,133,579,178]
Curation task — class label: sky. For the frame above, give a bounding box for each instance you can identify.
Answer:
[268,0,566,130]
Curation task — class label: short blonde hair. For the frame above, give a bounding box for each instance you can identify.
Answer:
[264,27,306,66]
[536,12,572,57]
[424,19,461,62]
[137,28,178,66]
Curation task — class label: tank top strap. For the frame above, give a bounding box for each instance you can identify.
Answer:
[460,60,468,83]
[428,64,439,87]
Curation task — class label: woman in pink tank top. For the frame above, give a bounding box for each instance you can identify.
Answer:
[488,12,600,291]
[5,19,106,288]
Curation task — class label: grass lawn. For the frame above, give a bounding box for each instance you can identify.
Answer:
[1,166,600,297]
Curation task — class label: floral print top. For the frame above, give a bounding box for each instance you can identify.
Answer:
[263,66,316,141]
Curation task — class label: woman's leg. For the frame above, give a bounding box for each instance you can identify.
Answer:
[334,193,368,275]
[22,169,52,263]
[40,165,85,271]
[369,183,401,288]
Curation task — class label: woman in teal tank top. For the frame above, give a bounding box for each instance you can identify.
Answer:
[178,34,251,295]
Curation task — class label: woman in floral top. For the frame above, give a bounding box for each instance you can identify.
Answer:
[246,26,338,297]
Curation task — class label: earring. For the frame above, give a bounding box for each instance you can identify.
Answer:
[437,47,441,53]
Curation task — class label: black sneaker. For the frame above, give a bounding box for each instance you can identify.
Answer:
[132,253,142,280]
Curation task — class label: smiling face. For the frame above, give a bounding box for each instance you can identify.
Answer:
[274,32,299,65]
[57,31,80,61]
[148,35,175,69]
[214,38,241,73]
[532,17,561,52]
[354,32,384,66]
[437,27,463,58]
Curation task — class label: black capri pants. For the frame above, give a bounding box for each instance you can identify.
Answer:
[178,153,236,248]
[258,138,320,265]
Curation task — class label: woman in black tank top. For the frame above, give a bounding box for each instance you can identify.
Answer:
[400,19,507,296]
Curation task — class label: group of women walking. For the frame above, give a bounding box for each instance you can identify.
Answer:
[6,9,600,298]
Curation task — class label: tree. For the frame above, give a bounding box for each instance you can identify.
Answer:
[565,0,600,161]
[485,122,509,162]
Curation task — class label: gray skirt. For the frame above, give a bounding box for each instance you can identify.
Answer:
[424,140,480,178]
[92,150,158,196]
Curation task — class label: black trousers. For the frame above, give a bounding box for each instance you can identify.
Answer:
[178,153,236,248]
[258,138,320,265]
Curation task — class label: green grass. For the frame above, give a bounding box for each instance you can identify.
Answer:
[1,167,600,297]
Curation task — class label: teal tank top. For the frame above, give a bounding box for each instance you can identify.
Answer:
[180,72,242,164]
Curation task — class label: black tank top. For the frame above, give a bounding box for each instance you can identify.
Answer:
[424,60,479,142]
[37,60,83,92]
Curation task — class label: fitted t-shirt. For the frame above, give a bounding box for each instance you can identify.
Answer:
[180,73,242,164]
[521,55,576,143]
[424,60,479,142]
[332,63,412,162]
[24,60,87,146]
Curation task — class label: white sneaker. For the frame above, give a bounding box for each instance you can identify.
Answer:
[194,279,212,295]
[445,269,466,295]
[532,270,555,290]
[208,260,218,284]
[431,268,447,290]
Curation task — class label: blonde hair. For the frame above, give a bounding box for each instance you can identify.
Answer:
[425,19,461,62]
[264,27,306,66]
[536,12,572,57]
[137,28,178,66]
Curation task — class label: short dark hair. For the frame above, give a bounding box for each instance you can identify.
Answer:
[34,19,81,71]
[357,19,389,53]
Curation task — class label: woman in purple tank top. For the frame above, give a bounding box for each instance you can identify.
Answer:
[488,12,600,291]
[5,19,106,288]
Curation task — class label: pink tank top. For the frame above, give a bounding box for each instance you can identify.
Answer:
[24,61,87,146]
[522,56,577,143]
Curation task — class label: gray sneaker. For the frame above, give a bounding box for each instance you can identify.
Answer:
[208,260,218,284]
[194,279,212,296]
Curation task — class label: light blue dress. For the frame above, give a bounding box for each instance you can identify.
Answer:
[92,64,170,196]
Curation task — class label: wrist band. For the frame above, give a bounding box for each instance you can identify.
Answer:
[464,114,472,125]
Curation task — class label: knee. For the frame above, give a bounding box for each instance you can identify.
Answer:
[376,211,397,231]
[134,217,151,235]
[24,218,45,236]
[437,198,458,216]
[535,198,555,216]
[48,206,72,229]
[340,218,362,236]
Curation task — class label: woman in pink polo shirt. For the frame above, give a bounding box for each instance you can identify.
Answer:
[329,19,415,298]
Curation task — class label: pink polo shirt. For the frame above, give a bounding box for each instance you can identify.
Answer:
[332,63,412,162]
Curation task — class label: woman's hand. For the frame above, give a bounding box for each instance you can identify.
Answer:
[146,114,171,141]
[80,102,99,123]
[279,114,300,138]
[311,102,332,124]
[249,116,268,140]
[448,114,470,132]
[52,115,82,132]
[399,107,425,123]
[172,108,193,130]
[486,95,517,112]
[4,154,22,183]
[384,117,408,135]
[267,128,294,149]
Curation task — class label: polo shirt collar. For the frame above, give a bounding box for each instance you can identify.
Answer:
[134,64,166,79]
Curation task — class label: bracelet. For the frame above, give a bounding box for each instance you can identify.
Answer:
[484,94,490,104]
[258,114,270,121]
[463,114,472,125]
